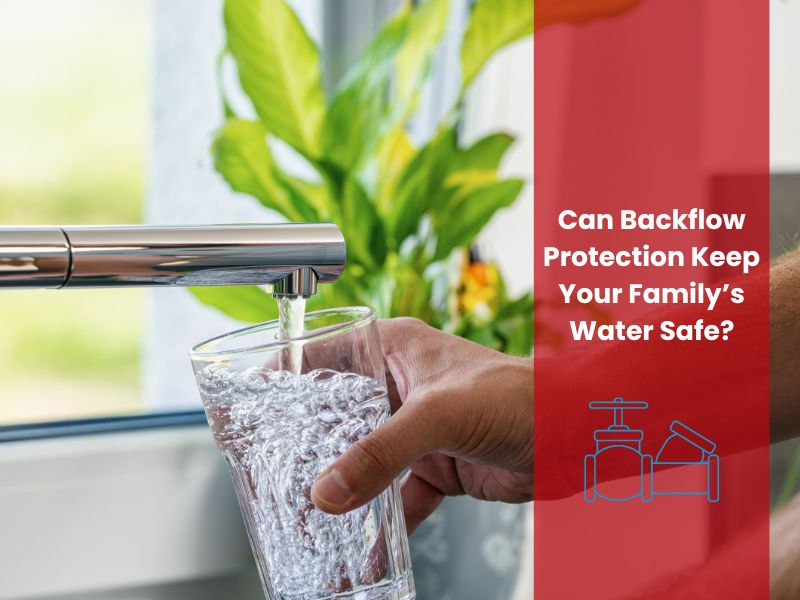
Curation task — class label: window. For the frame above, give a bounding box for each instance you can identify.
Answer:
[1,0,532,427]
[0,0,149,426]
[0,3,534,598]
[0,0,536,434]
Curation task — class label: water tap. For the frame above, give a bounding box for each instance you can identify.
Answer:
[0,223,346,298]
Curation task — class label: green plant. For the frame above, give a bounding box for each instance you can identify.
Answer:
[190,0,533,354]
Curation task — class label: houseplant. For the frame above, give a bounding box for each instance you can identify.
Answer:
[190,0,534,354]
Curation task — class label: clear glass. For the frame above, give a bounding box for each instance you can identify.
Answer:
[190,307,415,600]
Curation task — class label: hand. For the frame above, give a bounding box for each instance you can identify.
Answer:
[311,317,533,533]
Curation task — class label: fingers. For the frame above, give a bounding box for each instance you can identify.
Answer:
[377,318,434,402]
[399,471,446,534]
[384,367,403,413]
[376,317,429,357]
[311,399,441,514]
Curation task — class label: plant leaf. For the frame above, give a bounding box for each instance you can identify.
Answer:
[322,0,449,173]
[213,119,319,222]
[376,127,417,216]
[444,169,499,190]
[340,177,387,269]
[388,128,517,246]
[188,283,359,326]
[396,0,450,114]
[388,126,457,247]
[434,132,516,212]
[392,262,435,322]
[188,286,278,323]
[495,292,534,354]
[188,279,364,326]
[224,0,325,157]
[434,178,524,260]
[362,268,396,318]
[322,9,410,171]
[274,168,332,221]
[461,0,533,89]
[467,325,502,350]
[451,132,515,171]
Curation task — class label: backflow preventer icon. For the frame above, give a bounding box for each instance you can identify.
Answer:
[583,397,720,503]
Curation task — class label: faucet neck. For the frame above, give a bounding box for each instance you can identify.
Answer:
[0,224,345,292]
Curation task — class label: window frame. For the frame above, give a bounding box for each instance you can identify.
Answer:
[0,410,207,443]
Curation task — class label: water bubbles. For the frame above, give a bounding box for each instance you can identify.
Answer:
[241,366,269,392]
[196,366,391,598]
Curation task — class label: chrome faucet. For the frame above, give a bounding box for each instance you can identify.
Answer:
[0,223,345,297]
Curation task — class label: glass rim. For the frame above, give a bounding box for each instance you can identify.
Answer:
[189,305,375,358]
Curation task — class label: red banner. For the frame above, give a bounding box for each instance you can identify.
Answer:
[533,0,769,598]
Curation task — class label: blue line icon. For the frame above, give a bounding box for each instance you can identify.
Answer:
[583,397,719,503]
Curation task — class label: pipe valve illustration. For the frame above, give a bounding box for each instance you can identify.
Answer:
[584,397,719,503]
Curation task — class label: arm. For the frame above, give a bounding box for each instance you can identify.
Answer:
[770,251,800,442]
[311,253,799,519]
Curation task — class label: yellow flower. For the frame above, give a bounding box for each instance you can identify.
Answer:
[458,254,500,320]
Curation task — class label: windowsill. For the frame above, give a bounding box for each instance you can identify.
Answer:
[0,425,252,599]
[0,411,208,444]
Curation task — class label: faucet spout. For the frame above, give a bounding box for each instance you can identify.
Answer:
[0,223,346,294]
[272,268,318,298]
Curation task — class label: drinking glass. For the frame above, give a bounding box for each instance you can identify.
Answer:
[190,307,415,600]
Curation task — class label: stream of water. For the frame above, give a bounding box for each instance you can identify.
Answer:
[277,295,306,374]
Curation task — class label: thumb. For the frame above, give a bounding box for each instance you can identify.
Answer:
[311,400,439,514]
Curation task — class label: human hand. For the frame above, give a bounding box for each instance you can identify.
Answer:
[311,317,532,533]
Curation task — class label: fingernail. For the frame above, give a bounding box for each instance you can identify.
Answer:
[312,469,351,508]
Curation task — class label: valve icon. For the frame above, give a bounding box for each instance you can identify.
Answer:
[584,397,719,503]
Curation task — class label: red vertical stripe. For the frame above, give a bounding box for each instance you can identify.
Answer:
[533,0,769,597]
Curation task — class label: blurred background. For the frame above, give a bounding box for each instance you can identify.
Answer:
[0,1,532,599]
[0,0,147,425]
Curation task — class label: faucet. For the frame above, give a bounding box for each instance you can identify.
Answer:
[0,223,345,297]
